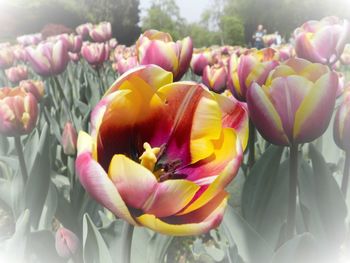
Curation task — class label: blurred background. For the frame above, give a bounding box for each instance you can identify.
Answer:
[1,0,350,47]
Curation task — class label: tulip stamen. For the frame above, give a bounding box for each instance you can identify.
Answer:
[139,142,160,172]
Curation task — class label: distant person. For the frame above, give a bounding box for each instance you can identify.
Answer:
[253,24,265,50]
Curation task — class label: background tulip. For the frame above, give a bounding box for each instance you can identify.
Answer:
[0,48,15,69]
[89,22,112,43]
[16,33,42,46]
[76,65,248,236]
[76,23,92,39]
[69,52,80,63]
[19,79,45,101]
[136,30,193,81]
[247,58,338,146]
[55,227,79,259]
[116,56,138,74]
[294,16,350,65]
[191,50,213,76]
[227,48,279,101]
[0,87,38,137]
[5,65,28,84]
[202,64,227,93]
[334,89,350,152]
[26,40,69,77]
[81,42,109,67]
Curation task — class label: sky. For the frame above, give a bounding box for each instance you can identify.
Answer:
[139,0,212,23]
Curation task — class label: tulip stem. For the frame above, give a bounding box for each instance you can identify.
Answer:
[341,152,350,198]
[287,144,298,238]
[248,119,256,169]
[121,222,134,263]
[14,136,28,183]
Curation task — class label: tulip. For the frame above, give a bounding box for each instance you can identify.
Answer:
[340,44,350,65]
[0,87,38,137]
[136,30,193,81]
[190,51,213,76]
[89,22,112,43]
[55,34,82,53]
[81,42,109,67]
[16,33,42,46]
[5,65,28,84]
[26,40,69,77]
[69,52,80,63]
[334,88,350,152]
[294,16,350,65]
[109,38,118,49]
[76,65,248,236]
[12,45,28,62]
[228,48,279,101]
[202,64,227,93]
[76,23,93,39]
[62,122,77,155]
[334,88,350,197]
[247,57,338,146]
[55,227,79,259]
[115,56,138,75]
[0,48,14,69]
[19,79,45,102]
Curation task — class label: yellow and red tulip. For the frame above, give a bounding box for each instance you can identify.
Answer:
[0,47,15,69]
[19,79,45,102]
[228,48,279,101]
[0,87,38,137]
[81,42,109,67]
[247,58,338,146]
[202,64,228,93]
[334,88,350,152]
[5,65,28,84]
[136,30,193,81]
[76,65,248,236]
[89,22,112,43]
[26,40,69,77]
[294,16,350,65]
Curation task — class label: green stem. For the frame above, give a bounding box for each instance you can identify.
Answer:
[248,119,256,169]
[341,151,350,198]
[121,222,134,263]
[96,67,104,96]
[14,136,28,183]
[287,144,298,238]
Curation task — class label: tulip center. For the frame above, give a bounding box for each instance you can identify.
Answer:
[139,142,186,182]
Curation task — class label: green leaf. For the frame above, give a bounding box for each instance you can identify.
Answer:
[83,214,113,263]
[241,145,285,246]
[220,205,273,263]
[298,145,347,249]
[271,233,317,263]
[24,124,51,228]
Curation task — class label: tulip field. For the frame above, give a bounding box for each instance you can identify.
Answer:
[1,16,350,263]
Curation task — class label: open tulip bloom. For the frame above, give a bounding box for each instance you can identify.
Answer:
[76,65,248,236]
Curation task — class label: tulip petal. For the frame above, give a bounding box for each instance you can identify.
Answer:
[176,37,193,81]
[76,133,136,225]
[293,72,338,143]
[247,83,289,145]
[143,180,199,218]
[136,192,227,236]
[108,154,157,210]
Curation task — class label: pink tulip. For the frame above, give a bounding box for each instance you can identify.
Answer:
[247,58,338,146]
[69,52,80,63]
[115,56,138,74]
[17,33,42,46]
[202,64,227,93]
[136,30,193,81]
[26,40,69,77]
[76,23,93,39]
[89,22,112,43]
[0,48,15,69]
[190,51,213,76]
[5,65,28,83]
[19,79,45,102]
[81,42,109,67]
[61,122,77,155]
[294,16,350,65]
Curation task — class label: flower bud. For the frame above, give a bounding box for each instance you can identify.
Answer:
[55,227,79,259]
[61,122,77,155]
